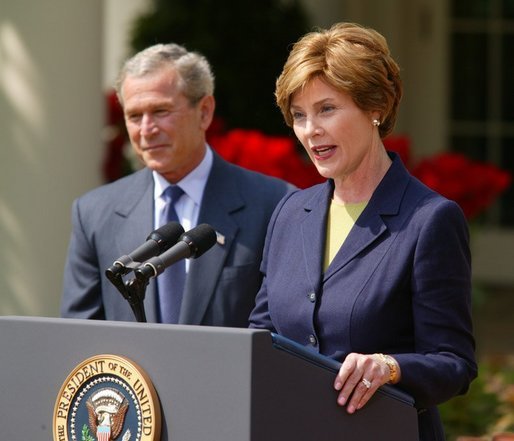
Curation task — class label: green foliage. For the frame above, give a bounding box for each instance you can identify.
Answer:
[440,356,514,440]
[440,371,501,440]
[82,424,94,441]
[129,0,310,135]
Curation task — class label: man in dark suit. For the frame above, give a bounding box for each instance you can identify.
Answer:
[60,43,292,326]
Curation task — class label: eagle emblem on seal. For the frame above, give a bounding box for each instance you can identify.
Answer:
[86,387,129,441]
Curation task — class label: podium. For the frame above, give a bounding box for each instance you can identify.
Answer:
[0,316,418,440]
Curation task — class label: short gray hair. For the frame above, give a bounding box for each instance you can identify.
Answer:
[114,43,215,106]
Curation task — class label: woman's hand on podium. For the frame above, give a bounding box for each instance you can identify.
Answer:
[333,352,401,414]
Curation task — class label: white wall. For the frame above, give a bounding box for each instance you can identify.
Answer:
[0,0,103,316]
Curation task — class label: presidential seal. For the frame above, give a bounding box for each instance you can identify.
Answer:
[53,354,161,441]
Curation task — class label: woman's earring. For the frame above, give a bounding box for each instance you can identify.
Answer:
[372,119,381,127]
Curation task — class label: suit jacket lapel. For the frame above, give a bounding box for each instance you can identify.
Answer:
[324,153,409,280]
[112,168,158,322]
[179,154,243,324]
[300,182,332,292]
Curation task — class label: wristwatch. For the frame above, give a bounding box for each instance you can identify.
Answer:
[377,353,399,384]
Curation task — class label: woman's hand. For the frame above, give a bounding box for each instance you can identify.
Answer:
[333,352,400,414]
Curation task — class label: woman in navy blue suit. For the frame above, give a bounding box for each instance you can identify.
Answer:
[249,23,476,440]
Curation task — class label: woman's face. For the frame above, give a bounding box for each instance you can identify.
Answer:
[290,77,379,184]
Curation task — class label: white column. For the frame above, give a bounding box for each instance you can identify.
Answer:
[0,0,103,316]
[103,0,151,89]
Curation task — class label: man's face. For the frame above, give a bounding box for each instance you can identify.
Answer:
[121,66,214,183]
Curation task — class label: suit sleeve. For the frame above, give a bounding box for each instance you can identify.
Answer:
[60,198,105,319]
[248,191,296,331]
[395,199,477,407]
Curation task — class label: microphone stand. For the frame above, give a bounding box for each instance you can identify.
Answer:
[123,276,150,322]
[105,263,149,323]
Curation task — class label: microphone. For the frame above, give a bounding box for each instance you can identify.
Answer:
[105,221,185,278]
[135,223,217,280]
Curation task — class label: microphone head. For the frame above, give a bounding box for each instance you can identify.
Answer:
[180,223,217,258]
[147,221,185,253]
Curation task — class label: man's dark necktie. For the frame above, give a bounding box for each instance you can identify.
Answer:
[157,185,185,323]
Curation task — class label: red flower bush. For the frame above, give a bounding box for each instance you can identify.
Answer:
[385,135,511,220]
[412,152,511,220]
[383,134,412,167]
[207,122,323,189]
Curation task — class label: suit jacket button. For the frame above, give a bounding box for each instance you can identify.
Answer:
[308,292,316,302]
[308,334,317,346]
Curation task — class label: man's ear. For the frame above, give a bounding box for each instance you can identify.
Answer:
[199,95,216,131]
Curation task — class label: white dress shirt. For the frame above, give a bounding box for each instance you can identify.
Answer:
[152,146,213,270]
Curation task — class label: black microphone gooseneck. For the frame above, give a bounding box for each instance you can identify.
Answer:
[135,223,217,282]
[128,224,217,318]
[104,221,184,322]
